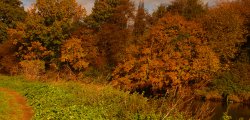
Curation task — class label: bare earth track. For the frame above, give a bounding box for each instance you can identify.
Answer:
[0,88,33,120]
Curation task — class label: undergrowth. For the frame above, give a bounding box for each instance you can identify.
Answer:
[196,62,250,103]
[0,75,187,120]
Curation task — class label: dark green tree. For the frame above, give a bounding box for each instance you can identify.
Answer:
[87,0,134,30]
[0,0,26,42]
[133,0,146,38]
[87,0,134,67]
[167,0,207,20]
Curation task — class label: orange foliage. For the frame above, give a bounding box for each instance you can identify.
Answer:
[200,2,247,63]
[0,40,19,75]
[61,37,89,71]
[19,60,45,80]
[19,41,52,60]
[0,27,26,75]
[61,27,98,71]
[112,14,220,95]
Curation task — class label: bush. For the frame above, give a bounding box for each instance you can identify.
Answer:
[208,62,250,103]
[19,60,45,80]
[212,72,239,94]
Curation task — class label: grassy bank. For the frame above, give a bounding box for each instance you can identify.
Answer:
[0,75,187,120]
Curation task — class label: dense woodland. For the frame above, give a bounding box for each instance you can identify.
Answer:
[0,0,250,102]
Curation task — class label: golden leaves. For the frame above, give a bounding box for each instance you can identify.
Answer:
[18,41,52,60]
[112,13,221,94]
[201,3,247,63]
[60,37,89,70]
[123,60,135,72]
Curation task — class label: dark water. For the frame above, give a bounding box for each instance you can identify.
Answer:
[192,101,250,120]
[211,102,250,120]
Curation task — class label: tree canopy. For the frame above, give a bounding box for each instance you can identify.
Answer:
[12,0,86,67]
[0,0,26,42]
[167,0,207,20]
[112,14,220,95]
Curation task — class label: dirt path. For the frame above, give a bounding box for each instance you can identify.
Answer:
[0,88,33,120]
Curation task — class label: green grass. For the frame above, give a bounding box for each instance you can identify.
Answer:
[0,75,186,120]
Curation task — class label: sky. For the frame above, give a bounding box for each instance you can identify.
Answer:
[21,0,217,14]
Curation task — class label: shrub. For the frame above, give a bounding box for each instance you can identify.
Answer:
[19,60,45,80]
[211,62,250,95]
[212,71,241,94]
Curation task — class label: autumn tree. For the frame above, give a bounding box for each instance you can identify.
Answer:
[133,0,146,38]
[60,27,98,71]
[167,0,207,20]
[0,0,26,42]
[0,39,19,74]
[13,0,86,67]
[86,0,134,30]
[112,14,220,96]
[87,0,134,68]
[200,3,247,64]
[245,0,250,32]
[0,0,26,74]
[85,0,111,29]
[236,0,250,33]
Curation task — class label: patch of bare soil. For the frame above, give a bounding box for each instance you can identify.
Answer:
[0,88,33,120]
